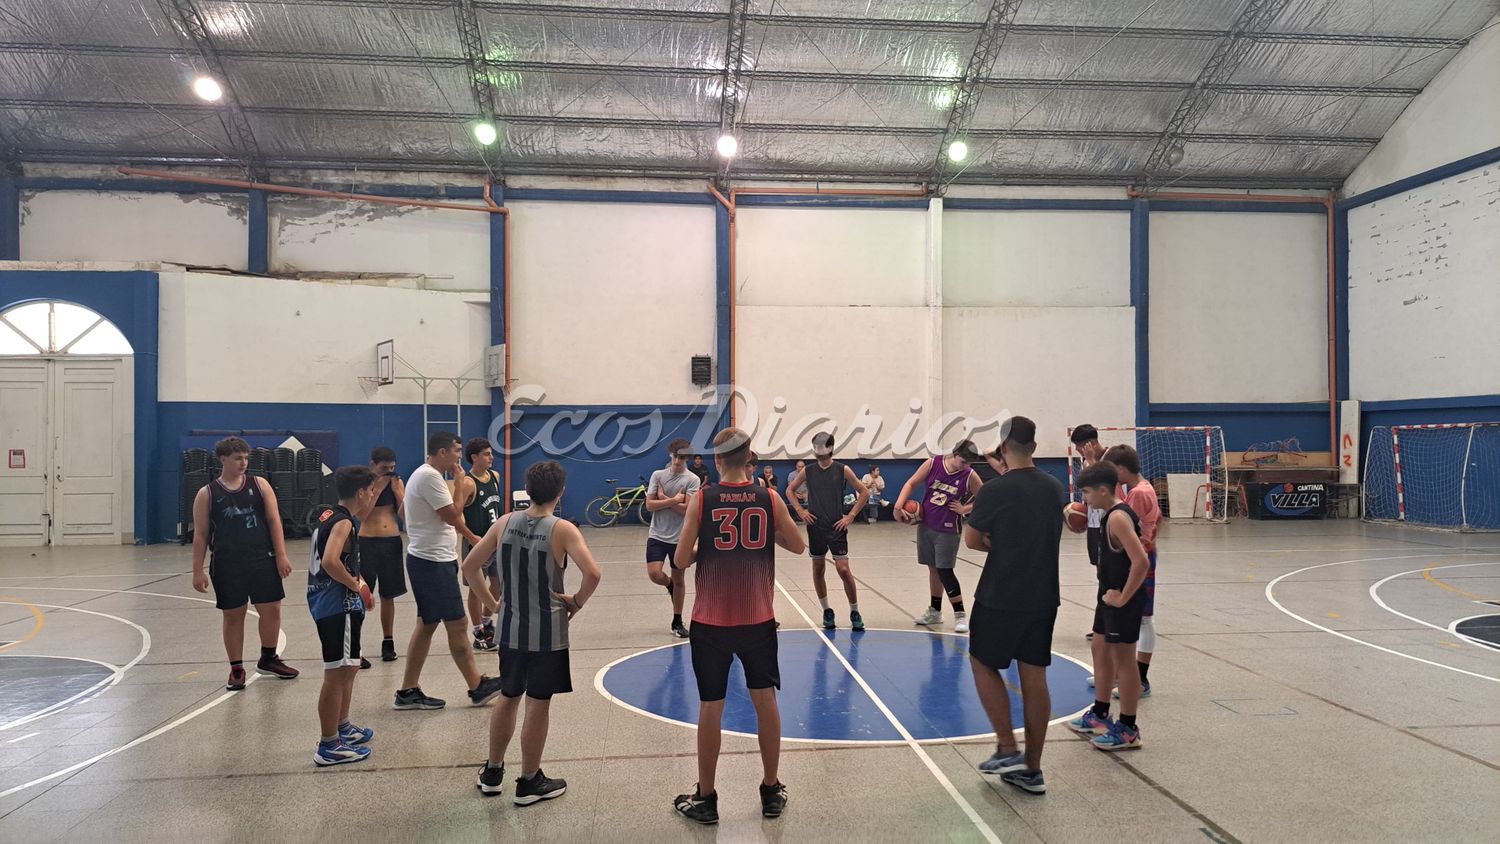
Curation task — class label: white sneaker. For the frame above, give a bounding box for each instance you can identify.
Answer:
[953,613,969,634]
[914,608,942,626]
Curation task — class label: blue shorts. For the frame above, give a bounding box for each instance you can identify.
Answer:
[646,537,678,566]
[406,553,465,625]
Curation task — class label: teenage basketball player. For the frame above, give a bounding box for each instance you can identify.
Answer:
[784,432,869,631]
[191,437,299,691]
[672,427,806,825]
[363,446,406,665]
[895,440,983,633]
[457,437,503,652]
[645,438,701,639]
[1103,444,1160,698]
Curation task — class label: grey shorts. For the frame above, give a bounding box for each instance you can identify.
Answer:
[917,524,961,569]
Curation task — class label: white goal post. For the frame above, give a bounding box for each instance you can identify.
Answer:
[1363,422,1500,531]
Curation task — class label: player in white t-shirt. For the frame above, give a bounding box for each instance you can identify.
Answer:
[393,431,504,712]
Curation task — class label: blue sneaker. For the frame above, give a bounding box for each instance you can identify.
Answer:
[339,722,374,745]
[1001,769,1046,795]
[1112,682,1150,700]
[978,749,1026,775]
[1066,709,1112,735]
[850,610,865,631]
[314,740,371,767]
[822,609,836,630]
[1092,721,1142,751]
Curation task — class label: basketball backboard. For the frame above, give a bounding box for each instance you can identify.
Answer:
[375,339,394,385]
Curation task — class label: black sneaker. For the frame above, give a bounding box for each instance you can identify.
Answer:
[1001,768,1046,795]
[359,657,371,670]
[468,675,505,706]
[256,655,299,679]
[476,762,506,796]
[393,687,445,710]
[759,781,788,818]
[226,665,246,691]
[671,619,688,639]
[381,638,398,662]
[673,787,718,825]
[513,769,567,806]
[473,627,497,651]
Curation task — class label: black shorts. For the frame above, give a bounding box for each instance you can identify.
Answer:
[406,554,466,624]
[498,647,572,700]
[689,620,780,702]
[646,537,678,566]
[361,536,407,599]
[315,611,363,669]
[967,605,1056,669]
[461,538,499,579]
[807,523,849,559]
[1092,593,1146,644]
[210,553,284,610]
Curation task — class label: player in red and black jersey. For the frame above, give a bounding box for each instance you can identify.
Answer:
[671,428,805,826]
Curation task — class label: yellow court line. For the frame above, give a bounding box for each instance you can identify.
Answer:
[0,597,46,653]
[1422,563,1493,601]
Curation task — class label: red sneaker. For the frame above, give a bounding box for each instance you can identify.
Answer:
[256,655,299,679]
[226,665,247,691]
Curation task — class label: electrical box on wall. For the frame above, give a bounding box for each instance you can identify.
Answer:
[691,355,713,386]
[485,344,506,389]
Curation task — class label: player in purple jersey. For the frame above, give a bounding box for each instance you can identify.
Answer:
[894,441,984,633]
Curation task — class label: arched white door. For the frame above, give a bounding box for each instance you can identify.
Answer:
[0,301,134,546]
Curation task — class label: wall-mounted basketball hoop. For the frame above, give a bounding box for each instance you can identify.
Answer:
[375,339,395,386]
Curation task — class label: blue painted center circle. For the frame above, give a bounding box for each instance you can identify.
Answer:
[598,629,1093,742]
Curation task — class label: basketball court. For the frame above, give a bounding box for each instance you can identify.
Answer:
[2,519,1497,841]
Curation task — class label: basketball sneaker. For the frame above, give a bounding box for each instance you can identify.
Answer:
[477,762,506,796]
[674,787,719,825]
[822,609,836,630]
[513,770,567,806]
[226,665,247,691]
[468,675,505,705]
[359,657,371,670]
[671,619,689,639]
[1066,709,1112,735]
[1092,721,1142,751]
[850,610,865,631]
[314,740,371,767]
[1001,769,1046,794]
[393,687,445,710]
[978,749,1026,775]
[953,612,969,634]
[914,608,942,626]
[759,781,788,818]
[256,655,299,679]
[338,722,374,745]
[381,638,398,662]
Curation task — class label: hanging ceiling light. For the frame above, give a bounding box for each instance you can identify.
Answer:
[716,134,738,158]
[474,122,498,146]
[1165,144,1185,167]
[947,140,969,163]
[192,76,223,102]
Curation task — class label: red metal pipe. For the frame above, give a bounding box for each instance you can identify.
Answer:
[117,166,508,215]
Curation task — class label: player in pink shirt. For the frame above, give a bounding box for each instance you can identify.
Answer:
[1103,445,1159,697]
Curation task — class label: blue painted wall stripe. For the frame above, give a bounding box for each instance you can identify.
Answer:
[0,177,18,260]
[715,202,732,403]
[1333,205,1349,402]
[1145,199,1327,214]
[1130,198,1149,425]
[247,189,268,275]
[1361,395,1500,412]
[1339,144,1500,210]
[489,193,507,423]
[943,198,1133,211]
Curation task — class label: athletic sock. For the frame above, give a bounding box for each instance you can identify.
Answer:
[1138,661,1150,683]
[819,596,830,611]
[672,613,683,626]
[229,660,243,668]
[1120,714,1137,729]
[1091,699,1110,719]
[849,603,859,613]
[339,720,351,730]
[321,734,338,744]
[952,601,965,614]
[259,646,276,661]
[930,596,942,611]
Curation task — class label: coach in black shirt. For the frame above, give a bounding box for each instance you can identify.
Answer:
[962,415,1066,794]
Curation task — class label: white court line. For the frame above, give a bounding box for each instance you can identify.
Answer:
[591,628,1092,747]
[1265,553,1500,684]
[774,580,1002,844]
[1447,614,1500,653]
[1368,562,1500,652]
[0,585,285,799]
[6,731,41,744]
[0,601,150,733]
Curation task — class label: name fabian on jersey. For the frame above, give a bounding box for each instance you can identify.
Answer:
[717,492,759,503]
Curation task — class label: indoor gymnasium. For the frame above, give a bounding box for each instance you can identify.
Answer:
[1,0,1498,841]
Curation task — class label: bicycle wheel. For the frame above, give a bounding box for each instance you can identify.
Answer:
[635,499,653,527]
[583,496,616,528]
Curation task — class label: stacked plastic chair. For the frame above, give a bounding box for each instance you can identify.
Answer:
[296,448,325,517]
[270,448,302,537]
[179,448,213,544]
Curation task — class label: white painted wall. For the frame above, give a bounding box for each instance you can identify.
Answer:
[1348,165,1500,401]
[157,272,488,405]
[943,307,1136,458]
[507,201,716,406]
[20,191,248,270]
[1344,15,1500,197]
[270,197,490,290]
[942,210,1131,307]
[1149,212,1328,403]
[735,305,930,459]
[736,207,927,306]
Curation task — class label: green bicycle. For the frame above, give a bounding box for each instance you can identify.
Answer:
[583,475,653,528]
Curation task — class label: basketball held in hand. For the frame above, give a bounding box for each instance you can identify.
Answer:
[901,500,922,522]
[1064,502,1088,534]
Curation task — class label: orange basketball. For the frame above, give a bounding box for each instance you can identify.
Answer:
[902,500,922,521]
[1064,502,1089,534]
